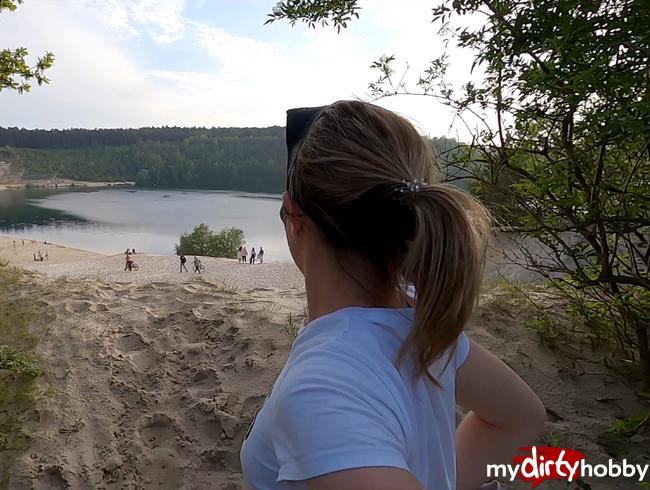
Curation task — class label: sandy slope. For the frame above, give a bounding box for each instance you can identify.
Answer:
[0,236,647,489]
[8,277,303,489]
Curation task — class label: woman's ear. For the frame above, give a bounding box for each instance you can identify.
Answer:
[282,192,297,215]
[282,192,304,237]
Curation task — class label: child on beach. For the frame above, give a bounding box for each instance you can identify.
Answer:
[124,253,134,271]
[193,256,202,273]
[258,247,264,264]
[241,101,545,490]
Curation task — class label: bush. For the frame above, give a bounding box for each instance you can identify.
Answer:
[175,224,245,259]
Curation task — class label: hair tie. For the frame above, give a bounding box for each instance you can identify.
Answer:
[399,178,427,194]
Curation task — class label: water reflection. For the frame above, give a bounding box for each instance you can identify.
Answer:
[0,188,291,260]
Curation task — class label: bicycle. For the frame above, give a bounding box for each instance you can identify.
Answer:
[124,262,139,271]
[195,263,205,273]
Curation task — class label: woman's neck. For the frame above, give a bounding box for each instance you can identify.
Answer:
[302,251,405,323]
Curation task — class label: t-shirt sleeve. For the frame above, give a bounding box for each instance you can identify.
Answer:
[453,332,471,370]
[271,348,409,482]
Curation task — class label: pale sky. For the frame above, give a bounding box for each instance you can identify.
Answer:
[0,0,481,138]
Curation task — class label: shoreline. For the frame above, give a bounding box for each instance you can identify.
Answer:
[0,181,134,191]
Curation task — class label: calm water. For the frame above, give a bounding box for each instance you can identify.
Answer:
[0,187,291,261]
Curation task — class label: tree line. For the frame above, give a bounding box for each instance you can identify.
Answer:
[0,127,286,193]
[0,127,462,194]
[0,126,283,149]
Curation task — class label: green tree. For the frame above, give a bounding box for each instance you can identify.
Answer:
[176,224,245,259]
[1,0,54,93]
[270,0,650,385]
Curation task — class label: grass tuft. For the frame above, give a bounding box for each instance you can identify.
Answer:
[609,412,649,437]
[0,346,43,377]
[0,263,52,489]
[527,315,563,349]
[283,313,300,340]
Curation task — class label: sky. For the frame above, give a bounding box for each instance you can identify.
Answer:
[0,0,481,138]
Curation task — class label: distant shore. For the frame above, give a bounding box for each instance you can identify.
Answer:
[0,180,134,192]
[0,160,135,191]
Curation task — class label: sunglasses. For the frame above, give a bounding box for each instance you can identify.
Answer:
[285,105,329,190]
[281,105,329,224]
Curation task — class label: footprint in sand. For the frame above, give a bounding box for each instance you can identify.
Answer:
[145,446,187,489]
[139,413,180,448]
[199,447,242,472]
[188,367,221,393]
[109,377,145,407]
[128,350,160,372]
[116,332,149,352]
[63,299,93,314]
[35,466,68,489]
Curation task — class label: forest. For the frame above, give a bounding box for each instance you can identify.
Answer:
[0,127,462,193]
[0,126,286,193]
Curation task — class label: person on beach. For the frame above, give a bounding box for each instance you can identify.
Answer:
[179,254,188,272]
[250,247,256,264]
[132,248,136,254]
[237,246,242,263]
[193,256,202,273]
[241,245,248,264]
[241,101,546,490]
[125,252,134,271]
[258,247,264,264]
[45,251,48,261]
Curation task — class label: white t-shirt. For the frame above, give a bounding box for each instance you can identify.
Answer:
[240,306,470,490]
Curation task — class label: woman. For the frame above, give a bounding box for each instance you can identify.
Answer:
[240,101,545,490]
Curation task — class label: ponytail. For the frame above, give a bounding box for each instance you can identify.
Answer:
[399,183,490,383]
[289,100,491,382]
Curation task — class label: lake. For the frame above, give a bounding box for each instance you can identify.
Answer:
[0,187,291,261]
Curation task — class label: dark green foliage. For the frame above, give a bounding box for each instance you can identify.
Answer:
[0,127,287,193]
[266,0,360,31]
[1,1,54,93]
[175,224,245,259]
[0,127,461,193]
[269,0,650,385]
[0,346,42,377]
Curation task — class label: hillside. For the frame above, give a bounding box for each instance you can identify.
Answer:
[0,128,466,194]
[0,127,286,193]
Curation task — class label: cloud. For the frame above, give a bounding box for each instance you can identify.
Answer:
[90,0,187,44]
[0,0,483,139]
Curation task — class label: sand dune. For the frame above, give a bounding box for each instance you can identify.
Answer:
[8,277,303,489]
[0,235,647,489]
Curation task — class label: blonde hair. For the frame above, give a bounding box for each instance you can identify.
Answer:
[288,100,490,382]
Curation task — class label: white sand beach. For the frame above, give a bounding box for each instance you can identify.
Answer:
[0,236,304,290]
